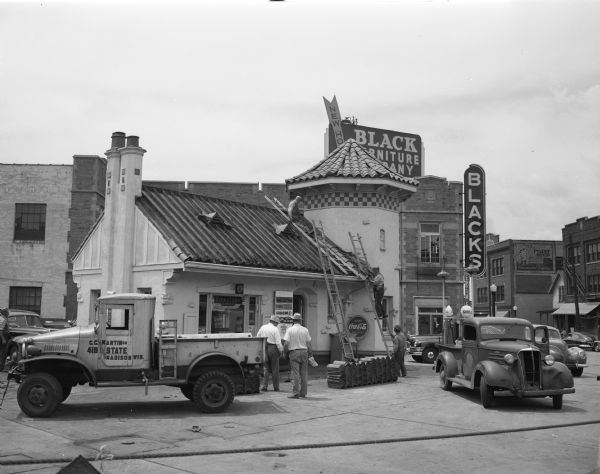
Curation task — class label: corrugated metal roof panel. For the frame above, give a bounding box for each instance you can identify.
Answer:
[137,185,357,275]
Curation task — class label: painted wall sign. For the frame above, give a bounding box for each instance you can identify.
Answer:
[327,123,423,177]
[515,243,555,271]
[463,164,486,277]
[347,315,368,340]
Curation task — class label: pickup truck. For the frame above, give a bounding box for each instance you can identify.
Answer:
[434,317,575,409]
[7,293,265,417]
[407,333,442,364]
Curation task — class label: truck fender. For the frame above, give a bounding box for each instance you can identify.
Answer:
[542,361,574,389]
[474,360,514,389]
[185,351,245,382]
[435,351,458,377]
[20,354,96,384]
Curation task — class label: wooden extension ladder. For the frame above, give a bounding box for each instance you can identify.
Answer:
[313,222,356,361]
[348,232,392,357]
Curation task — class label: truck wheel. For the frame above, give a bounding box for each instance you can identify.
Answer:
[552,394,563,409]
[480,377,494,408]
[422,347,438,364]
[594,343,600,352]
[193,371,235,413]
[180,384,194,400]
[571,367,583,377]
[17,373,63,418]
[439,363,452,391]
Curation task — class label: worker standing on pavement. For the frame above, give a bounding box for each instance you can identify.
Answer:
[283,312,313,399]
[256,315,284,391]
[392,325,407,378]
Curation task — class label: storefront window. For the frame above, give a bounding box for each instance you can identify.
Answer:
[417,307,443,335]
[198,293,261,334]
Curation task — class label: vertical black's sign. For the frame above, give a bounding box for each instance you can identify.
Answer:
[464,164,486,277]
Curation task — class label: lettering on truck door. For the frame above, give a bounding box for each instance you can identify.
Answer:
[98,304,134,367]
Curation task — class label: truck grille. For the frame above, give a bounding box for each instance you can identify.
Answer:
[519,349,541,387]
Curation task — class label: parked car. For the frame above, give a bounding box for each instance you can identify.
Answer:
[534,325,587,377]
[435,317,575,409]
[2,309,53,368]
[563,332,596,351]
[407,333,442,364]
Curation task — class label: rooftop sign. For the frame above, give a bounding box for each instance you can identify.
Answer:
[327,123,423,177]
[464,164,486,277]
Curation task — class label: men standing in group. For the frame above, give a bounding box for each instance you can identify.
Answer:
[392,324,407,378]
[283,312,313,399]
[256,315,284,391]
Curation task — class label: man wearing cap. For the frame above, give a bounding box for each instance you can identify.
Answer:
[283,312,313,399]
[256,315,284,391]
[392,324,407,378]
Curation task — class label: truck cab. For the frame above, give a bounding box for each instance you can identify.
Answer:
[8,293,265,417]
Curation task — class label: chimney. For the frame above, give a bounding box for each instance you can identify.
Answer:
[101,131,146,294]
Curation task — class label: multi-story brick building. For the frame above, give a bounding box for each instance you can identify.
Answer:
[554,216,600,336]
[398,176,464,336]
[0,158,105,321]
[472,238,563,323]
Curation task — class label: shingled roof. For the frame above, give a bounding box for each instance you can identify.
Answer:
[286,139,419,187]
[137,185,359,276]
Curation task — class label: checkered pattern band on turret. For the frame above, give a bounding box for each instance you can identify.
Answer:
[302,192,400,211]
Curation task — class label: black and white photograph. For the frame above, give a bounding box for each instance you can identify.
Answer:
[1,0,599,473]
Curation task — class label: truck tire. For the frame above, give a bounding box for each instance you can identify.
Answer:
[422,346,438,364]
[480,377,494,409]
[17,373,63,418]
[180,384,194,400]
[193,371,235,413]
[594,343,600,352]
[571,367,583,377]
[552,394,563,409]
[439,362,452,391]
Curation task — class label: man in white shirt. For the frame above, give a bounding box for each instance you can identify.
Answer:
[256,315,284,391]
[283,312,313,399]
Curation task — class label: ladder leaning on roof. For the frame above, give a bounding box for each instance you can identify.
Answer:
[348,232,393,358]
[313,222,356,361]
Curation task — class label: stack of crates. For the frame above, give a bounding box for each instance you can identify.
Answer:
[326,356,398,389]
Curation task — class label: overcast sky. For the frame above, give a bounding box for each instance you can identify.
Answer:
[2,0,599,241]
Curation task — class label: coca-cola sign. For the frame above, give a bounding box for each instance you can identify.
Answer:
[347,316,368,340]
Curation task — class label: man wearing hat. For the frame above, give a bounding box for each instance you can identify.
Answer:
[283,312,313,398]
[256,315,284,391]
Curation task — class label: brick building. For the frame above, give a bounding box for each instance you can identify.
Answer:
[472,239,563,323]
[553,216,600,336]
[0,158,105,321]
[398,176,464,336]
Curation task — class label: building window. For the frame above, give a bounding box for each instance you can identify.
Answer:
[476,287,488,304]
[420,223,440,263]
[586,242,600,263]
[9,286,42,314]
[567,245,581,265]
[198,293,261,335]
[417,307,443,336]
[558,285,565,302]
[496,285,505,302]
[14,203,46,241]
[491,257,504,276]
[381,297,392,332]
[379,229,386,251]
[137,288,152,294]
[588,274,600,294]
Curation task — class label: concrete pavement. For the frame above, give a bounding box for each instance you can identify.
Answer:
[1,355,599,474]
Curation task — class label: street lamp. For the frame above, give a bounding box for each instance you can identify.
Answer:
[513,305,518,318]
[490,284,497,317]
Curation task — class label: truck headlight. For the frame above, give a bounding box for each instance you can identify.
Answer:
[504,353,516,365]
[544,354,555,366]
